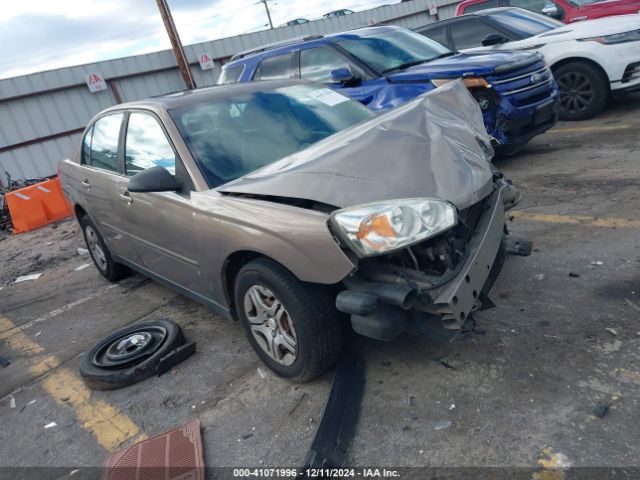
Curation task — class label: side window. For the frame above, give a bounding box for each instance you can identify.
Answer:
[463,0,499,13]
[88,113,123,172]
[125,113,176,176]
[254,53,294,80]
[217,65,244,84]
[299,47,351,83]
[419,26,448,47]
[509,0,551,13]
[82,126,93,165]
[450,20,501,50]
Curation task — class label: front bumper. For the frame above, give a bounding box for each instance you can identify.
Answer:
[336,185,512,341]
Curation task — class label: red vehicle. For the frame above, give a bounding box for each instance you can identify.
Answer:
[455,0,640,23]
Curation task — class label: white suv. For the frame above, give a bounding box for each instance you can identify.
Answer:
[415,8,640,119]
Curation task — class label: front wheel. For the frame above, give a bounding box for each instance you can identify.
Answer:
[554,61,609,121]
[234,258,343,382]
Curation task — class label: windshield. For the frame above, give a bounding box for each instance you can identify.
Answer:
[170,84,374,187]
[491,9,564,37]
[336,29,451,74]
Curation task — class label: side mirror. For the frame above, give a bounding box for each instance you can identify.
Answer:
[542,3,561,18]
[481,33,508,47]
[329,67,361,86]
[127,166,181,193]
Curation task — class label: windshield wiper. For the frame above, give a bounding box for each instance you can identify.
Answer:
[381,52,457,74]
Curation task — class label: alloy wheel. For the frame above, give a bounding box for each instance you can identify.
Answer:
[557,71,594,116]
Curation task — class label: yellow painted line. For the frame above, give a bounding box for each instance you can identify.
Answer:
[42,368,142,451]
[548,124,632,134]
[0,315,143,451]
[511,211,640,229]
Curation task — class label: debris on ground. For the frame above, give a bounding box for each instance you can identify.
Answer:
[590,261,604,266]
[76,248,89,255]
[606,328,618,336]
[102,419,204,480]
[9,395,16,409]
[435,420,452,431]
[569,272,580,277]
[534,274,545,281]
[74,263,91,271]
[301,350,365,470]
[593,402,610,418]
[449,403,456,411]
[13,273,42,283]
[44,422,57,429]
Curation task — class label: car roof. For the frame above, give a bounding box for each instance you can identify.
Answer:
[415,7,516,29]
[228,25,401,63]
[101,80,309,111]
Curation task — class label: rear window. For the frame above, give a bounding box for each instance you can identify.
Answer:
[217,65,244,84]
[490,9,563,35]
[169,84,373,187]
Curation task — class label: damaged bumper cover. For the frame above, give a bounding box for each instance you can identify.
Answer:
[337,182,526,341]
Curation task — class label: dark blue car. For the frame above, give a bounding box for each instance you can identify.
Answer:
[218,26,560,153]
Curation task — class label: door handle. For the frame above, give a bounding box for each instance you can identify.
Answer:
[81,180,91,190]
[118,190,133,206]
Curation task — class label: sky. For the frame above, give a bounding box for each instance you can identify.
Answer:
[0,0,398,79]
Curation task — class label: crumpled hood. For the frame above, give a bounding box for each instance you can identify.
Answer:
[387,51,540,81]
[217,81,494,210]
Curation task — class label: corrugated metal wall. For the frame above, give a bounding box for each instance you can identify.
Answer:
[0,0,459,185]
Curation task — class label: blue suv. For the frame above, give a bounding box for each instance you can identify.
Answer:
[218,26,560,153]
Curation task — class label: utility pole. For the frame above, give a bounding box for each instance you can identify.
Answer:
[260,0,274,29]
[155,0,196,89]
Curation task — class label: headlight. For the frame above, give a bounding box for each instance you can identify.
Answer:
[578,29,640,45]
[432,77,491,88]
[330,199,457,257]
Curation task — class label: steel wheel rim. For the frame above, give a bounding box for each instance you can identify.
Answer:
[557,71,594,115]
[243,285,297,366]
[92,326,167,369]
[85,225,107,271]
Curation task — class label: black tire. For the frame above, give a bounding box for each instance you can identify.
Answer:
[79,319,185,390]
[554,61,609,121]
[234,258,343,383]
[79,214,130,282]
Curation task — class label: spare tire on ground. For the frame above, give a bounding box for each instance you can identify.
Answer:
[79,319,195,390]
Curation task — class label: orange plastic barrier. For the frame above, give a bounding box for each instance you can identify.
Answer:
[5,177,73,234]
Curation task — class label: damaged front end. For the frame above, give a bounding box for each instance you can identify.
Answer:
[335,174,528,342]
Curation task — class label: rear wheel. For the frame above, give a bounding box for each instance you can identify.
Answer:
[554,61,609,120]
[234,258,343,382]
[80,215,130,282]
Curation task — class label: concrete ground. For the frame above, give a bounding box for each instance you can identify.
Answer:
[1,95,639,479]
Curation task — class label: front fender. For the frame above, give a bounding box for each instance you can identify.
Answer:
[191,193,356,307]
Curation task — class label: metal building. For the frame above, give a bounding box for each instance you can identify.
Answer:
[0,0,459,186]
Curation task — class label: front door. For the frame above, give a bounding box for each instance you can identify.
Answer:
[298,46,368,104]
[115,111,204,295]
[75,112,140,262]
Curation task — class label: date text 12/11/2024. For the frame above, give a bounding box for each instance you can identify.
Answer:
[232,468,401,477]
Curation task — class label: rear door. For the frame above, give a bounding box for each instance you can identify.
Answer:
[297,46,368,104]
[76,112,140,262]
[114,110,204,295]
